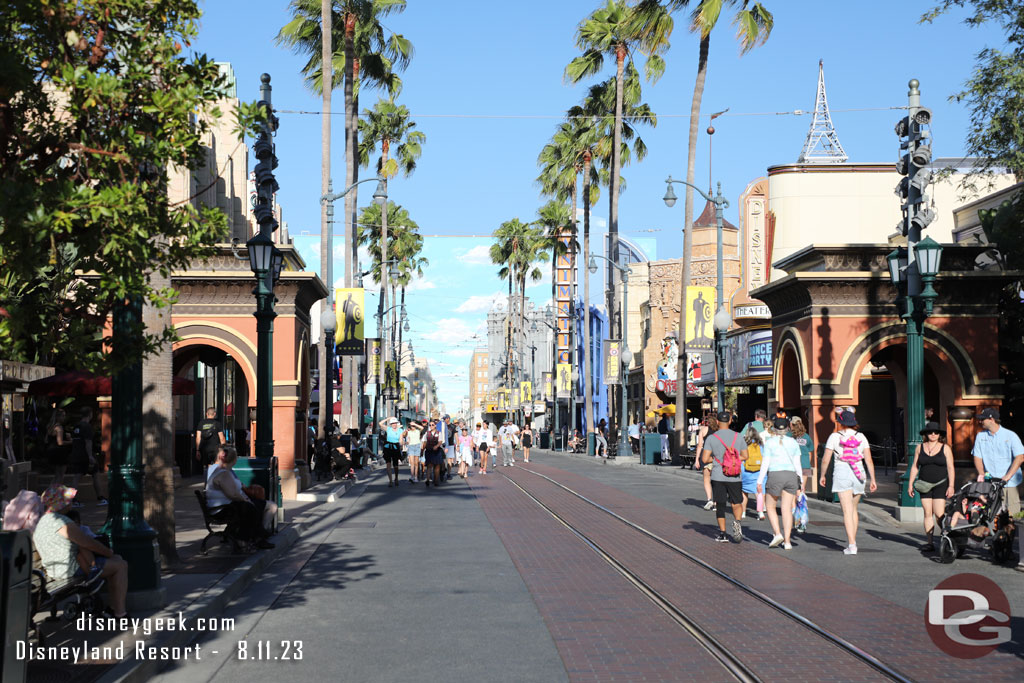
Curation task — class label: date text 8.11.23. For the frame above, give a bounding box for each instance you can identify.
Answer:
[237,640,303,660]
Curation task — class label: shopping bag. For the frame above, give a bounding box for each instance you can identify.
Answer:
[794,492,809,532]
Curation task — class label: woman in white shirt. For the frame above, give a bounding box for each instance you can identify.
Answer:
[819,409,877,555]
[757,417,805,550]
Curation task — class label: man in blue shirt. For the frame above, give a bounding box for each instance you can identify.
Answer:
[972,407,1023,516]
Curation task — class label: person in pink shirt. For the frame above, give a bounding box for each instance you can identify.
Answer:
[456,427,474,478]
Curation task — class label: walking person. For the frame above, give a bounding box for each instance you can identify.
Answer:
[740,423,765,521]
[521,424,534,463]
[628,420,640,455]
[423,420,444,487]
[46,408,72,487]
[457,426,474,478]
[697,415,716,509]
[657,413,671,462]
[907,421,955,551]
[378,417,404,487]
[701,411,748,543]
[69,407,107,507]
[819,410,877,555]
[595,419,608,458]
[757,417,805,550]
[405,420,425,483]
[971,407,1024,516]
[499,419,518,467]
[440,415,456,481]
[790,416,814,493]
[195,407,226,467]
[473,422,492,474]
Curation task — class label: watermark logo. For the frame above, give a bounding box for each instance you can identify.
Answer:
[925,573,1011,659]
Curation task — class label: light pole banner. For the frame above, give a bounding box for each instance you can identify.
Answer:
[382,361,398,399]
[365,338,382,384]
[400,383,408,405]
[556,363,572,398]
[334,288,365,355]
[542,372,552,401]
[497,389,508,411]
[604,339,622,385]
[511,384,521,409]
[520,381,533,405]
[685,287,716,352]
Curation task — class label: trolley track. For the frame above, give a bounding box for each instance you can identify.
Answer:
[499,465,913,683]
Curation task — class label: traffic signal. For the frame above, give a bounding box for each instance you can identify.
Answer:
[894,80,934,238]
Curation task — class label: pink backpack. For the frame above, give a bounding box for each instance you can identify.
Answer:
[713,434,742,477]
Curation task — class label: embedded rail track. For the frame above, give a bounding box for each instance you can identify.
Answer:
[500,465,913,683]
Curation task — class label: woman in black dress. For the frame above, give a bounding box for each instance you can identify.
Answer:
[907,421,955,551]
[521,425,533,463]
[423,420,444,487]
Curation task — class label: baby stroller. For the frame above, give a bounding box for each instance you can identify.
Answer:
[938,479,1017,564]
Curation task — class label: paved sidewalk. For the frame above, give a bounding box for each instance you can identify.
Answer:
[26,470,361,683]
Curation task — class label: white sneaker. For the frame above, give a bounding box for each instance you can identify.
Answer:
[741,510,746,519]
[768,534,784,548]
[843,544,858,555]
[783,542,793,550]
[702,500,715,510]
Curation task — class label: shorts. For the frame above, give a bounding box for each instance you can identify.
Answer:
[832,459,866,495]
[711,480,743,516]
[478,443,489,453]
[741,470,760,495]
[425,448,445,466]
[446,445,455,460]
[74,555,106,579]
[382,442,402,465]
[765,470,800,498]
[407,444,421,461]
[917,478,948,500]
[702,460,713,472]
[460,449,473,465]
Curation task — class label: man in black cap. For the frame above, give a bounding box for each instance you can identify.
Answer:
[701,411,748,543]
[972,407,1024,517]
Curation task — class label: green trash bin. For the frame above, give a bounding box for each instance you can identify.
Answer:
[587,433,595,456]
[539,432,550,449]
[233,456,281,530]
[642,434,662,465]
[0,530,31,683]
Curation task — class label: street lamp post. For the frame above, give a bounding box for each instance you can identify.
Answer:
[888,237,943,507]
[319,307,336,436]
[663,177,731,417]
[588,253,632,456]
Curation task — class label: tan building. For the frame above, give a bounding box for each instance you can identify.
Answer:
[468,348,489,419]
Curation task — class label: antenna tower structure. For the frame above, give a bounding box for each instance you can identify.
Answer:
[797,60,848,164]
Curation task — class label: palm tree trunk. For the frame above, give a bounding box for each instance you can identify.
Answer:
[675,34,710,457]
[379,139,390,415]
[568,180,578,438]
[342,10,358,432]
[608,45,626,446]
[519,274,527,423]
[583,151,594,442]
[317,0,334,441]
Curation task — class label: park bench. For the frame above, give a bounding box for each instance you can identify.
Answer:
[195,489,243,555]
[30,546,105,645]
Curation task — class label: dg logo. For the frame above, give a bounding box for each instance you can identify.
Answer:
[925,573,1011,658]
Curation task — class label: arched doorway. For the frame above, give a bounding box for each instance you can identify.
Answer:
[172,344,252,475]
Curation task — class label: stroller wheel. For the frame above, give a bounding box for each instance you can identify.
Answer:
[939,535,956,564]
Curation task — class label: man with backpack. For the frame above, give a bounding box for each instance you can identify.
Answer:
[701,411,748,543]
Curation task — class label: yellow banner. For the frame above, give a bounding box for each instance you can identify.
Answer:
[383,361,398,396]
[366,339,382,381]
[556,363,572,397]
[334,288,365,355]
[685,287,716,352]
[520,381,533,405]
[400,384,408,403]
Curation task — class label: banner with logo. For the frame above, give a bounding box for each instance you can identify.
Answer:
[334,288,365,355]
[604,339,622,385]
[510,384,521,409]
[542,372,552,401]
[382,361,398,399]
[400,383,408,405]
[685,286,716,352]
[497,388,508,411]
[520,381,533,405]
[365,338,382,384]
[556,363,572,398]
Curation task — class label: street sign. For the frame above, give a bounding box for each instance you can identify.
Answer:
[686,382,696,394]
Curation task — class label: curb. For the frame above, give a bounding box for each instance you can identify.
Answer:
[94,472,374,683]
[540,449,901,528]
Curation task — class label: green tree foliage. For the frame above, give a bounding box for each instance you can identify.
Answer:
[923,0,1024,179]
[0,0,238,370]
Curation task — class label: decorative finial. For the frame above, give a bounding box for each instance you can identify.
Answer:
[261,73,271,84]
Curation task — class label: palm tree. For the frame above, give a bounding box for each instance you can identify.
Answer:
[660,0,772,450]
[534,200,572,414]
[357,97,425,381]
[565,0,672,343]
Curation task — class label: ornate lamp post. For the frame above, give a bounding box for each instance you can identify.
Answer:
[888,236,943,507]
[247,230,279,459]
[320,306,337,434]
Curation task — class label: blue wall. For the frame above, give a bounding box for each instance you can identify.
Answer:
[573,300,608,433]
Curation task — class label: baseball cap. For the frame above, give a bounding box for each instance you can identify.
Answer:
[977,407,999,421]
[716,411,731,422]
[772,417,790,430]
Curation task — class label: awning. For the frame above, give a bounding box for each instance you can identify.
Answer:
[27,370,196,396]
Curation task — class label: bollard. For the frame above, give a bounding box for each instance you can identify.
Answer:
[0,530,32,683]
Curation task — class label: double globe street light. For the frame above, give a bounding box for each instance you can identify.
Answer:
[588,253,633,456]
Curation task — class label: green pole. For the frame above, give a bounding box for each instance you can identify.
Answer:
[103,296,161,594]
[254,269,276,458]
[900,299,925,507]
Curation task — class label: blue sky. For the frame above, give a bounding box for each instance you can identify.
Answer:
[194,1,1003,410]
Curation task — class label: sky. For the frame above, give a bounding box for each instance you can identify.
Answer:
[192,0,1005,411]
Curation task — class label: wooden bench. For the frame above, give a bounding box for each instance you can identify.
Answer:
[195,490,243,555]
[30,547,105,645]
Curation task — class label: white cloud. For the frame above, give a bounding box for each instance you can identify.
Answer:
[454,292,505,314]
[422,318,479,344]
[458,245,493,265]
[404,276,437,292]
[443,348,473,358]
[575,208,607,231]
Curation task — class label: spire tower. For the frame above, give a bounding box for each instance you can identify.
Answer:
[797,60,848,164]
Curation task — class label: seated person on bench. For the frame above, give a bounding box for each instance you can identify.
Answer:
[205,445,277,549]
[33,485,129,618]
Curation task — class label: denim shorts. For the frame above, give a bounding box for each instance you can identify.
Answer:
[74,555,106,579]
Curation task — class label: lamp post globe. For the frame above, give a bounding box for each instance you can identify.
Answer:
[320,306,336,336]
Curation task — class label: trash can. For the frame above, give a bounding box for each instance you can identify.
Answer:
[642,434,662,465]
[587,433,595,457]
[0,530,31,683]
[234,456,281,528]
[539,432,550,449]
